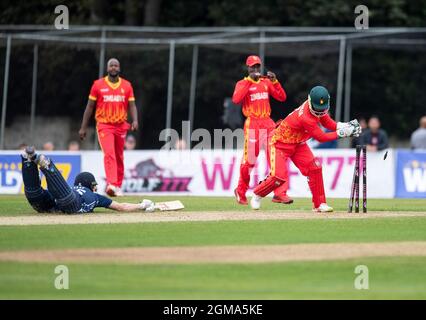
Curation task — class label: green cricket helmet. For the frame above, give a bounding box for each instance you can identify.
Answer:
[74,172,98,190]
[308,86,330,117]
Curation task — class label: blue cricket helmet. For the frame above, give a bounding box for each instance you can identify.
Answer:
[74,172,98,189]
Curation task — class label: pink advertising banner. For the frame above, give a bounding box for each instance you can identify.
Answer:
[82,149,394,198]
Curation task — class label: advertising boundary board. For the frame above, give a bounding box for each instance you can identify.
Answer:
[0,149,402,198]
[81,149,394,198]
[395,150,426,198]
[0,152,81,194]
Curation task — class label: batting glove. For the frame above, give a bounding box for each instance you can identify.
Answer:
[140,199,155,212]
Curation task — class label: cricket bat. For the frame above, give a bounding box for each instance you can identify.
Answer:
[154,200,185,211]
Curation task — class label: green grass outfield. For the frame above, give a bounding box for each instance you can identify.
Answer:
[0,195,425,299]
[1,257,426,299]
[1,195,426,216]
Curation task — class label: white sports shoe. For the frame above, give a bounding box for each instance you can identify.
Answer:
[313,203,334,213]
[105,184,117,197]
[22,146,36,162]
[115,187,124,197]
[141,199,155,212]
[250,195,262,210]
[35,154,51,169]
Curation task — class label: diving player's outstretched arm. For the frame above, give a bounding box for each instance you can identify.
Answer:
[108,199,154,212]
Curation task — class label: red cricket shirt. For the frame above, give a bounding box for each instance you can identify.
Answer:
[273,100,338,144]
[89,76,135,124]
[232,77,286,118]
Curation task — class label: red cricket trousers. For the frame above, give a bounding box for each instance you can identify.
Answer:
[269,141,326,208]
[97,122,131,188]
[237,117,289,196]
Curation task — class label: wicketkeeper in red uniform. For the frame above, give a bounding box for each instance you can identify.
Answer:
[250,86,361,212]
[233,55,292,205]
[79,58,139,197]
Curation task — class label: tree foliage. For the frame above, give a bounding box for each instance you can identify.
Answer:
[0,0,425,148]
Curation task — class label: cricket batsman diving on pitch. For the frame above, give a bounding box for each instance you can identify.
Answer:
[250,85,362,212]
[20,146,155,214]
[232,55,292,205]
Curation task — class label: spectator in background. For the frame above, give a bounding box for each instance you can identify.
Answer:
[124,134,137,150]
[18,143,28,151]
[350,117,367,148]
[68,140,80,151]
[360,116,388,151]
[410,116,426,150]
[43,141,55,151]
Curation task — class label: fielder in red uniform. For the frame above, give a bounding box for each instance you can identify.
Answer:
[79,58,138,197]
[233,55,292,205]
[250,86,361,212]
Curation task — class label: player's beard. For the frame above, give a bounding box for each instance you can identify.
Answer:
[108,70,120,79]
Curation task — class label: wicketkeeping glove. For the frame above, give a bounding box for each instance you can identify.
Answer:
[352,125,362,137]
[349,119,360,127]
[337,125,357,138]
[336,122,351,130]
[337,119,360,129]
[349,119,362,137]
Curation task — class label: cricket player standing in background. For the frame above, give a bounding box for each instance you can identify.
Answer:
[79,58,138,197]
[250,86,361,212]
[232,55,292,205]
